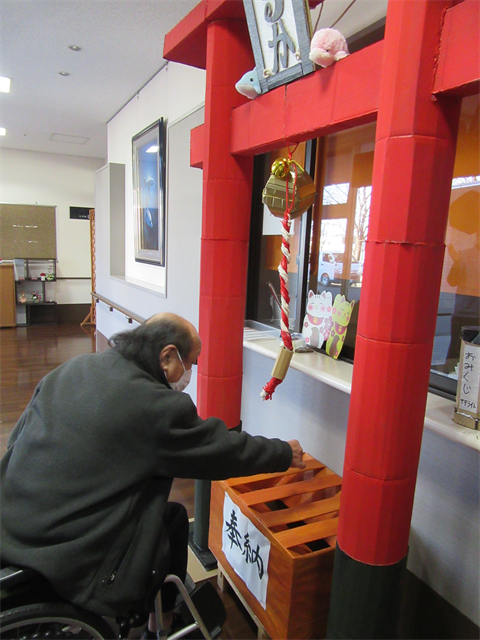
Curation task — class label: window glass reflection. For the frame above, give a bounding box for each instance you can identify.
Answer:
[307,122,376,358]
[432,95,479,385]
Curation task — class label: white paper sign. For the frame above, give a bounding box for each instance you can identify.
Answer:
[222,493,271,608]
[459,342,480,413]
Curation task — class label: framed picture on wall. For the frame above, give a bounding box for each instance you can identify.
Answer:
[132,118,166,265]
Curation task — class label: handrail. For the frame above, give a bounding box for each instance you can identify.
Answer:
[92,292,145,324]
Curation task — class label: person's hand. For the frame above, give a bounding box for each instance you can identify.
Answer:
[288,440,306,469]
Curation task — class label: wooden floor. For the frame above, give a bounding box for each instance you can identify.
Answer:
[0,323,257,640]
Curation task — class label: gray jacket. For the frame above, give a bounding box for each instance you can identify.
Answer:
[1,349,292,615]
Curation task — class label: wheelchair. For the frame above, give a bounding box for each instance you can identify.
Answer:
[0,564,225,639]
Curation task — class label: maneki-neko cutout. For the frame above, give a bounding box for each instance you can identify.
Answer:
[302,291,354,358]
[239,0,315,99]
[302,290,333,348]
[326,294,355,359]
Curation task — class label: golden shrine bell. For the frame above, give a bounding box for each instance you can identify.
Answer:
[262,158,317,219]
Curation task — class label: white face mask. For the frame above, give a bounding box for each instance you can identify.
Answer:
[169,349,192,392]
[171,368,192,392]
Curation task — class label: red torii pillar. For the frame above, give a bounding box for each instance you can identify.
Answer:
[197,18,253,428]
[194,17,254,551]
[327,1,461,637]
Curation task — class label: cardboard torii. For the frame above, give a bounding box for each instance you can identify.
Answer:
[164,0,479,636]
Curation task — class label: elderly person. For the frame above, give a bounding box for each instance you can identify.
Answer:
[1,312,305,631]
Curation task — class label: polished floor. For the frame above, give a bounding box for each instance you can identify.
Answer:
[0,323,257,640]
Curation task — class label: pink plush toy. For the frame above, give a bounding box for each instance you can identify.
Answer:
[309,28,349,68]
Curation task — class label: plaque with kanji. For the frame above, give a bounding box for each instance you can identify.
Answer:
[243,0,315,94]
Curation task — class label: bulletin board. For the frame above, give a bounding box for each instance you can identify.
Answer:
[0,204,56,259]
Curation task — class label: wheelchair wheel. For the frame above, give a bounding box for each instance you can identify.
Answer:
[0,602,115,639]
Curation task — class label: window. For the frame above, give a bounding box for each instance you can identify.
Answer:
[246,141,313,334]
[306,123,375,360]
[247,122,375,361]
[430,95,480,396]
[247,95,479,397]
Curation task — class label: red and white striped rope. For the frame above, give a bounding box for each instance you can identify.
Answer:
[261,159,298,401]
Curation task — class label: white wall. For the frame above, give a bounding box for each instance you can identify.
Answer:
[0,148,104,303]
[106,62,206,294]
[96,61,205,402]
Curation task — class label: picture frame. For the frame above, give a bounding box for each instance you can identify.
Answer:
[243,0,315,94]
[132,118,166,265]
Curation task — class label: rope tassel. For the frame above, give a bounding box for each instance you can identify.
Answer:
[261,346,294,400]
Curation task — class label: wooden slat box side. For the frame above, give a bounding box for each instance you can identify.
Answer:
[209,459,341,639]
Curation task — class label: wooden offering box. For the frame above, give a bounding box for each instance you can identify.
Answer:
[209,455,342,639]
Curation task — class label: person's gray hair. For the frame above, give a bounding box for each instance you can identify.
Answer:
[109,315,193,382]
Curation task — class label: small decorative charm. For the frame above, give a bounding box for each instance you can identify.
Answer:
[46,273,55,281]
[19,291,26,304]
[235,68,262,99]
[309,28,349,68]
[31,291,39,302]
[325,294,355,359]
[262,158,316,219]
[40,272,46,281]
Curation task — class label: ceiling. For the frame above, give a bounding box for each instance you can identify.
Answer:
[0,0,387,162]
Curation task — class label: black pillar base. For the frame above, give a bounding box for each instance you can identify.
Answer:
[327,542,407,640]
[188,520,217,572]
[190,421,242,572]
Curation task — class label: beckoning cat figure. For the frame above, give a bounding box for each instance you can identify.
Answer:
[302,290,333,349]
[326,294,355,359]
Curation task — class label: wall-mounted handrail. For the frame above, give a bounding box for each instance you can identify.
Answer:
[92,292,144,325]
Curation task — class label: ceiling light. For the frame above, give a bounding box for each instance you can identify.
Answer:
[59,71,70,77]
[50,133,88,145]
[68,45,82,52]
[146,145,159,153]
[0,128,6,136]
[0,77,11,93]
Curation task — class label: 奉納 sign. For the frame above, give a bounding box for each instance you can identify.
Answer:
[222,493,271,608]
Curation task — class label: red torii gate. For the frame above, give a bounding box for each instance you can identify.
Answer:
[164,1,479,636]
